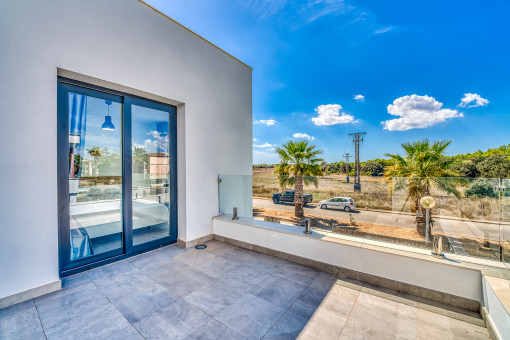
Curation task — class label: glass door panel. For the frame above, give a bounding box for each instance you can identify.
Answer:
[68,92,123,260]
[131,105,171,245]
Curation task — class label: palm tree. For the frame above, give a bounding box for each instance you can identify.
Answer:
[88,146,103,182]
[274,140,324,218]
[385,139,462,236]
[133,147,149,177]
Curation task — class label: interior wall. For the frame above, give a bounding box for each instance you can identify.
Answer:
[0,0,252,300]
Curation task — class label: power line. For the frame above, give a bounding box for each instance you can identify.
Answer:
[348,132,366,192]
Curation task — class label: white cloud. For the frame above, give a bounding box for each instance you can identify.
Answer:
[353,94,365,102]
[311,104,355,126]
[254,119,277,126]
[253,142,276,148]
[253,138,258,142]
[250,0,349,28]
[458,93,489,108]
[381,94,463,131]
[375,26,393,34]
[293,133,315,140]
[133,130,169,153]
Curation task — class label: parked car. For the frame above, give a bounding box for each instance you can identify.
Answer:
[272,189,313,205]
[319,197,356,212]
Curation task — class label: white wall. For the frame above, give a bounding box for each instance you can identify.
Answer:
[0,0,252,300]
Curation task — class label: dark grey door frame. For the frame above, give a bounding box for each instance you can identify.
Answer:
[57,77,178,277]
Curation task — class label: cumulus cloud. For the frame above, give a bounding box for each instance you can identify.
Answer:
[381,95,463,131]
[253,138,258,142]
[134,131,169,153]
[353,94,364,102]
[311,104,355,126]
[375,26,393,34]
[293,133,315,140]
[253,142,276,148]
[458,93,489,108]
[254,119,277,126]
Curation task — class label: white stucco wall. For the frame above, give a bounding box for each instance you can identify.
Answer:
[0,0,252,300]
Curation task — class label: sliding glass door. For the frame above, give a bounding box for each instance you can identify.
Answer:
[58,78,177,276]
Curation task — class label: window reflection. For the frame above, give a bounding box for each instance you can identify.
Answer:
[68,93,123,260]
[131,105,171,245]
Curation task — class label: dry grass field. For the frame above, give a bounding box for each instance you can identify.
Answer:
[253,168,501,221]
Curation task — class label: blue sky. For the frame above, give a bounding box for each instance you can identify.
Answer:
[146,0,510,163]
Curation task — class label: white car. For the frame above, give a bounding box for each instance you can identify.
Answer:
[319,197,356,212]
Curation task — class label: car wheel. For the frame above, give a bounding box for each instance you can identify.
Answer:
[273,197,280,204]
[321,204,327,209]
[344,206,351,212]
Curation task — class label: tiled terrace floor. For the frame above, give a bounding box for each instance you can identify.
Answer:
[1,241,490,339]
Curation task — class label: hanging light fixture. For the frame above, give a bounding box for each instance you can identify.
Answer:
[101,100,115,130]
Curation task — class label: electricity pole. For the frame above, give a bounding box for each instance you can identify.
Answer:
[343,153,350,183]
[348,132,366,192]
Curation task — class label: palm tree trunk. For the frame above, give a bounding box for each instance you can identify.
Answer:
[294,175,304,218]
[416,187,431,237]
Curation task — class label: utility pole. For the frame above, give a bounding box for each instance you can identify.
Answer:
[348,132,366,192]
[343,153,350,183]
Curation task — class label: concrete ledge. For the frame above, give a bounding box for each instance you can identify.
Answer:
[481,271,510,340]
[212,215,506,311]
[0,280,61,310]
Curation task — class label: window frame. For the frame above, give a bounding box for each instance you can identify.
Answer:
[57,77,178,277]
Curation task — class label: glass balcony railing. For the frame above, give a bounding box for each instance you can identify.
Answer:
[220,172,510,266]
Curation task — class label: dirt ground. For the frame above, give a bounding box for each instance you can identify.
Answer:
[253,207,503,260]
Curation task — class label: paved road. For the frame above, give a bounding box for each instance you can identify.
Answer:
[253,198,503,242]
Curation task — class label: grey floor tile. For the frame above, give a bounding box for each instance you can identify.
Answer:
[288,287,328,319]
[36,285,110,329]
[25,331,47,340]
[221,247,261,263]
[361,282,418,308]
[35,274,95,306]
[160,245,189,258]
[160,268,216,297]
[250,275,307,309]
[0,300,43,340]
[263,311,309,340]
[298,321,342,340]
[306,285,358,333]
[215,294,285,340]
[184,284,240,316]
[128,250,171,269]
[242,253,287,273]
[86,259,138,282]
[174,249,217,267]
[134,299,210,339]
[45,303,130,340]
[109,325,145,340]
[111,283,179,323]
[309,271,337,293]
[185,318,245,340]
[416,308,489,340]
[339,292,417,340]
[93,270,155,300]
[140,259,190,283]
[203,240,237,255]
[219,264,271,288]
[275,263,319,286]
[194,256,242,279]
